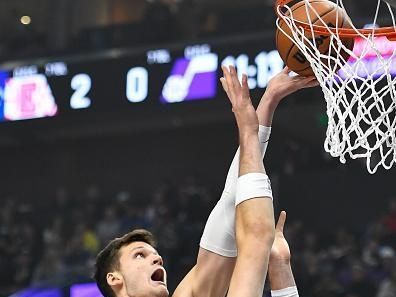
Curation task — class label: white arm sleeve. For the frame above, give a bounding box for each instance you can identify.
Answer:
[271,286,299,297]
[199,125,271,257]
[223,125,271,194]
[235,173,272,206]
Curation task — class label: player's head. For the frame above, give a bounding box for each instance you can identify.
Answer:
[94,229,168,297]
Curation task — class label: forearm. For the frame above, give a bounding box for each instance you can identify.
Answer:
[227,199,274,297]
[223,126,271,192]
[269,262,296,290]
[229,125,275,297]
[239,133,265,176]
[270,263,299,297]
[256,91,281,127]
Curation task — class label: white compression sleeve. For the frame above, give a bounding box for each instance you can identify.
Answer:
[199,125,271,257]
[235,173,272,206]
[223,125,271,193]
[271,286,299,297]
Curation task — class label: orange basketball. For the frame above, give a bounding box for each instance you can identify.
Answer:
[276,0,355,76]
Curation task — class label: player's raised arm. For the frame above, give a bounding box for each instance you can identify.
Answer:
[224,67,315,297]
[223,65,275,297]
[172,67,317,297]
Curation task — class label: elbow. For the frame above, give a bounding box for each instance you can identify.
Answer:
[238,220,275,249]
[235,199,276,250]
[255,221,275,247]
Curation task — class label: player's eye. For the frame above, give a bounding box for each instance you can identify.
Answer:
[135,252,145,259]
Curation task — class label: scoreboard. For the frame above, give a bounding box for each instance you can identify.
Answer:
[0,33,284,123]
[1,27,395,125]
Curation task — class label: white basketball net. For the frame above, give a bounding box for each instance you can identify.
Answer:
[276,0,396,173]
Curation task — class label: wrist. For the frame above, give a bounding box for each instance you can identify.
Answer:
[269,258,292,277]
[239,131,259,145]
[269,259,292,270]
[262,89,282,106]
[256,94,280,126]
[268,263,296,290]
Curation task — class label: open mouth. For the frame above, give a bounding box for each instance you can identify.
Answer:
[151,267,166,285]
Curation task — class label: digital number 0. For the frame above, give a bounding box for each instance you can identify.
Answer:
[126,67,148,103]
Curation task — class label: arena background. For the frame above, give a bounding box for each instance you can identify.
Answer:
[1,1,396,297]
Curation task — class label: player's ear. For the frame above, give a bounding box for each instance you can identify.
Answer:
[107,271,123,287]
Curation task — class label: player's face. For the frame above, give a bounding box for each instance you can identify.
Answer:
[118,241,168,297]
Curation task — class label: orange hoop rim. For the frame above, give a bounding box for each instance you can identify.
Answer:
[275,0,396,38]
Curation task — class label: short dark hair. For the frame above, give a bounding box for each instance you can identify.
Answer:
[94,229,156,297]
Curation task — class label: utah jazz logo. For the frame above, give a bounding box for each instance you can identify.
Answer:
[161,53,218,103]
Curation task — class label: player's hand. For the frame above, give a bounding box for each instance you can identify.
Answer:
[220,65,259,136]
[269,211,291,265]
[264,67,319,104]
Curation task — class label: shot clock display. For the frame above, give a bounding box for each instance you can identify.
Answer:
[0,34,284,122]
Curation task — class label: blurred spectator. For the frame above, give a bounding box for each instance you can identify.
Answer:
[43,217,65,251]
[96,207,120,246]
[344,262,377,297]
[382,198,396,248]
[63,223,96,282]
[31,249,65,286]
[312,272,344,297]
[81,224,99,256]
[362,240,380,267]
[13,250,34,290]
[377,260,396,297]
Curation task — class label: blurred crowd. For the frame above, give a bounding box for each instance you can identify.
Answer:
[1,175,396,297]
[0,0,275,62]
[282,199,396,297]
[0,0,385,63]
[0,178,215,296]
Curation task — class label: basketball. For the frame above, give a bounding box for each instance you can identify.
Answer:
[276,0,355,76]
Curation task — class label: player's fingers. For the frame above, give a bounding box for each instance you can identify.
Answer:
[302,77,319,88]
[241,74,250,99]
[276,211,286,232]
[295,76,313,84]
[295,74,313,80]
[283,66,291,74]
[220,77,229,93]
[304,76,316,82]
[306,79,320,88]
[290,74,309,82]
[222,65,236,99]
[294,76,316,88]
[229,65,241,91]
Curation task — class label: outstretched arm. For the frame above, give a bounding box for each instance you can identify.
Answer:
[224,65,275,297]
[173,67,317,297]
[220,68,315,297]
